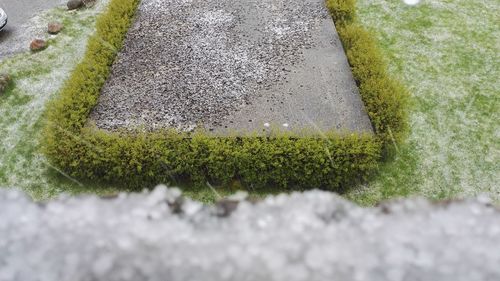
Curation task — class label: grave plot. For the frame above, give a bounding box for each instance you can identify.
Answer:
[43,0,406,190]
[90,0,373,135]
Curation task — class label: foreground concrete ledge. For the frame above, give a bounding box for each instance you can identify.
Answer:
[1,186,499,281]
[90,0,373,136]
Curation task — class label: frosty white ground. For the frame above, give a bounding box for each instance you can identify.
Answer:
[347,0,500,203]
[0,0,67,59]
[1,186,500,281]
[403,0,420,6]
[0,2,110,198]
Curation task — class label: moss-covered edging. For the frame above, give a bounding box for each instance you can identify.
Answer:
[42,0,407,190]
[326,0,409,143]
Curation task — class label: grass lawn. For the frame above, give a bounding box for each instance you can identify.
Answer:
[346,0,499,204]
[0,0,498,204]
[0,1,122,199]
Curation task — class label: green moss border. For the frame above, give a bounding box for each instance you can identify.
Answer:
[42,0,407,191]
[326,0,409,143]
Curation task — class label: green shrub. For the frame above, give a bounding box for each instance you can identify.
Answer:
[338,24,386,82]
[325,4,410,146]
[50,129,381,190]
[42,0,408,191]
[326,0,357,24]
[336,24,409,143]
[360,76,408,143]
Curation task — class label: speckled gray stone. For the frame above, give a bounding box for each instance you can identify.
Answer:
[90,0,373,135]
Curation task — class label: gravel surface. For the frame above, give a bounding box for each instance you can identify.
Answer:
[90,0,373,133]
[1,186,500,281]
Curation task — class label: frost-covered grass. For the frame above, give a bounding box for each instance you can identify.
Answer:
[0,2,120,199]
[345,0,500,204]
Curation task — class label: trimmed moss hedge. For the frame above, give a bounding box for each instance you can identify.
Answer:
[42,0,407,190]
[326,0,409,143]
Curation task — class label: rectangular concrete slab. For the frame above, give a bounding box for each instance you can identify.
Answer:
[90,0,373,135]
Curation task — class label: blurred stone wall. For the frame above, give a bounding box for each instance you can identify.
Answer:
[1,186,499,281]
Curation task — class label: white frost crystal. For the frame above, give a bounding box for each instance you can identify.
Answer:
[1,187,500,281]
[403,0,420,5]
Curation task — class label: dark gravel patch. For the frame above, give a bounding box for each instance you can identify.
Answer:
[90,0,372,133]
